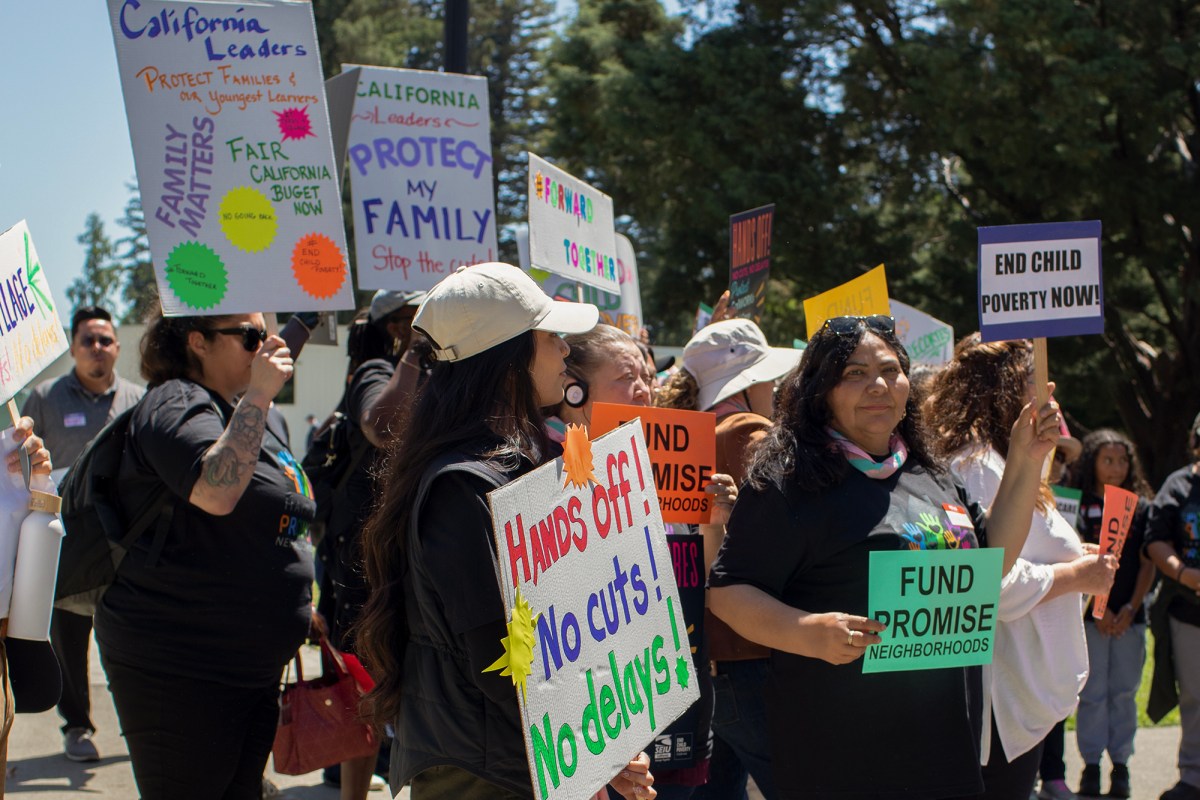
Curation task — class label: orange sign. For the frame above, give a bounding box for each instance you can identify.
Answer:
[590,403,717,524]
[1092,484,1138,620]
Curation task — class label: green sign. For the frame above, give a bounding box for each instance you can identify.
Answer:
[1052,485,1083,529]
[863,548,1003,674]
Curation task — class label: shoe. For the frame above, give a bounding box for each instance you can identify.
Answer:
[1108,763,1130,798]
[64,728,100,762]
[1079,764,1101,797]
[261,777,283,798]
[369,773,387,792]
[1161,781,1200,800]
[1039,779,1079,800]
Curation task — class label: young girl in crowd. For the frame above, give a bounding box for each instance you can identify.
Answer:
[355,263,656,800]
[1072,429,1155,798]
[925,335,1116,800]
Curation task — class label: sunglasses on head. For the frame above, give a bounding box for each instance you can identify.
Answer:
[80,334,115,348]
[212,325,269,352]
[821,315,896,337]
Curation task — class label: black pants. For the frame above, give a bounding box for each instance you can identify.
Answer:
[957,718,1046,800]
[1037,720,1067,782]
[102,654,281,800]
[51,608,94,733]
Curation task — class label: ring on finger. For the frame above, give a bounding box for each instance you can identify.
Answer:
[847,631,854,646]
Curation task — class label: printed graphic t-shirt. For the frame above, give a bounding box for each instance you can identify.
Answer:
[95,379,316,687]
[709,461,987,800]
[1146,464,1200,626]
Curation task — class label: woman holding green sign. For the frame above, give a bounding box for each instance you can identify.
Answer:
[708,316,1061,799]
[926,334,1116,800]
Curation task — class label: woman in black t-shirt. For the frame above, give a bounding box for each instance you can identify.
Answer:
[95,311,311,800]
[708,317,1062,800]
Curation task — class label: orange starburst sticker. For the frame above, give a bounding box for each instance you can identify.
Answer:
[561,423,597,489]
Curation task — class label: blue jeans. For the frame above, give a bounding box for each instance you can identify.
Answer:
[1076,621,1146,765]
[692,659,776,800]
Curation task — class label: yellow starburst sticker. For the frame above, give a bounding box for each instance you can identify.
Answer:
[561,423,597,489]
[483,585,541,702]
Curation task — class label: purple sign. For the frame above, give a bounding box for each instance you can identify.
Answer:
[978,221,1103,342]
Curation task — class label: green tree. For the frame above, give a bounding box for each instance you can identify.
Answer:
[112,185,159,324]
[67,213,120,314]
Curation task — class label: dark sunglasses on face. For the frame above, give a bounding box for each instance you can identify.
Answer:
[821,315,896,337]
[212,325,269,352]
[80,334,115,348]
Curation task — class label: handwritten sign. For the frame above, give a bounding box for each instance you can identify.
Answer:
[1093,484,1138,620]
[340,65,496,291]
[108,0,353,315]
[892,300,954,367]
[524,233,643,337]
[1052,485,1083,530]
[527,154,619,294]
[590,404,717,525]
[864,548,1002,674]
[488,422,698,800]
[0,222,70,402]
[977,221,1103,342]
[802,265,890,339]
[728,205,774,323]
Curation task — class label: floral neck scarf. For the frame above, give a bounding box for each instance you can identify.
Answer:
[827,427,908,479]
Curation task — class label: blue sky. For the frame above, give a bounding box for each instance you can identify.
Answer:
[0,1,136,319]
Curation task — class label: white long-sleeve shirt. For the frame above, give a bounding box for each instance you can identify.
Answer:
[951,445,1087,764]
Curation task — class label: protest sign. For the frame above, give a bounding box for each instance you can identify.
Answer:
[590,404,717,525]
[524,232,643,337]
[802,265,890,339]
[977,221,1103,342]
[1092,484,1138,620]
[108,0,353,315]
[693,303,713,335]
[892,300,954,366]
[1052,485,1083,530]
[340,65,497,291]
[864,548,1002,674]
[0,222,70,402]
[653,529,705,769]
[527,154,620,294]
[487,422,699,800]
[728,205,774,323]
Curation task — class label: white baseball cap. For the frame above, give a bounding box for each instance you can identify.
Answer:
[683,319,802,411]
[368,289,426,323]
[413,263,599,362]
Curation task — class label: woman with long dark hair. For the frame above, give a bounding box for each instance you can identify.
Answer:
[356,263,657,799]
[708,316,1061,799]
[926,334,1116,800]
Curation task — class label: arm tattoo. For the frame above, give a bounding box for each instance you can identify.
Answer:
[201,403,266,489]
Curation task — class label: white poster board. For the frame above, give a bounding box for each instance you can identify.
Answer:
[527,153,619,294]
[892,300,954,366]
[488,422,698,800]
[109,0,354,315]
[0,222,70,401]
[344,65,497,291]
[521,231,643,337]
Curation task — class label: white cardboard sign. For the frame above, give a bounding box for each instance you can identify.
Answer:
[343,65,497,291]
[892,300,954,366]
[108,0,354,315]
[522,231,643,338]
[488,422,698,800]
[0,222,70,402]
[527,153,620,294]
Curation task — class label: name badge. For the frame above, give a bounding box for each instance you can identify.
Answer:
[63,412,87,428]
[942,503,975,530]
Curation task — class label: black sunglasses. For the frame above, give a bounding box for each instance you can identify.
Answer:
[822,315,896,337]
[212,325,269,352]
[80,334,115,348]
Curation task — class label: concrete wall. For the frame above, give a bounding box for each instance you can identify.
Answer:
[18,324,354,459]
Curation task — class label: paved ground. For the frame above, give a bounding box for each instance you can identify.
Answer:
[4,637,1183,799]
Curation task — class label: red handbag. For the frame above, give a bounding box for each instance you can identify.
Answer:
[272,635,378,775]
